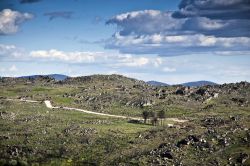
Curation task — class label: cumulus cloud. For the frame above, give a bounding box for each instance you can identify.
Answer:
[106,0,250,56]
[1,44,159,68]
[9,65,18,72]
[107,9,250,37]
[30,49,100,63]
[0,65,18,76]
[214,51,250,56]
[173,0,250,20]
[0,44,25,59]
[44,11,74,21]
[30,48,160,68]
[106,33,250,56]
[163,67,176,72]
[113,55,149,67]
[107,10,184,36]
[29,48,154,68]
[0,9,33,35]
[186,18,250,37]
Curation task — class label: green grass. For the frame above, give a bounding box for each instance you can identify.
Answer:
[32,87,53,92]
[0,100,154,165]
[52,97,74,105]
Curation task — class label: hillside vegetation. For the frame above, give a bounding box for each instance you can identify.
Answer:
[0,75,249,165]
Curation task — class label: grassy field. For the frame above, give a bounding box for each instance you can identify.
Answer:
[1,99,249,165]
[0,100,154,165]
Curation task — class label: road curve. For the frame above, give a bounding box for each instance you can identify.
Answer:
[5,98,188,122]
[44,100,141,120]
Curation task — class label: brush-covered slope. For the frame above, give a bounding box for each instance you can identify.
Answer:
[0,75,250,165]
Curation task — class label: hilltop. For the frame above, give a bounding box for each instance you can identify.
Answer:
[147,81,169,86]
[181,80,217,87]
[2,74,217,87]
[147,80,217,87]
[18,74,68,81]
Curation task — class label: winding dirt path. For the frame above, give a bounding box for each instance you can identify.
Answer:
[5,98,188,122]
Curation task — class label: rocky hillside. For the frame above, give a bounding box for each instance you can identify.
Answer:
[0,74,249,165]
[1,75,249,116]
[0,76,56,85]
[19,74,68,81]
[59,76,250,116]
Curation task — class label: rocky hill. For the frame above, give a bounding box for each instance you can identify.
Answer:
[2,74,249,117]
[19,74,68,81]
[61,75,249,114]
[147,81,169,86]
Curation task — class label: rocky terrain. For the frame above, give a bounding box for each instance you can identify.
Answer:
[0,74,249,165]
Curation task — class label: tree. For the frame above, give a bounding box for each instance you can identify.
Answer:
[142,110,150,124]
[158,110,166,126]
[150,112,158,126]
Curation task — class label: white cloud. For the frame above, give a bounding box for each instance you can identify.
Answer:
[106,33,250,55]
[0,44,17,55]
[214,51,250,56]
[30,48,159,68]
[196,17,227,30]
[0,44,25,59]
[30,49,99,63]
[114,10,161,21]
[0,44,159,68]
[107,10,184,36]
[106,9,250,56]
[0,9,33,35]
[1,43,250,84]
[153,58,163,67]
[0,67,6,72]
[9,65,17,72]
[117,55,149,67]
[163,67,176,72]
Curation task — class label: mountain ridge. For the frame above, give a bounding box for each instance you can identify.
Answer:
[18,74,68,81]
[0,74,221,86]
[147,80,217,87]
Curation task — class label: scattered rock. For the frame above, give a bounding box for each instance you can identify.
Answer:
[177,135,200,148]
[160,150,173,160]
[201,117,227,127]
[237,153,249,164]
[218,138,230,147]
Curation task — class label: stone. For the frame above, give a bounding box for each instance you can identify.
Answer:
[237,153,249,164]
[158,143,168,149]
[160,150,173,160]
[177,138,190,147]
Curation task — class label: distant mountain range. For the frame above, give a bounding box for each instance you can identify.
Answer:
[146,81,169,86]
[147,80,217,87]
[10,74,217,86]
[19,74,68,81]
[181,81,217,87]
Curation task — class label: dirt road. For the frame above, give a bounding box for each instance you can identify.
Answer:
[6,98,188,122]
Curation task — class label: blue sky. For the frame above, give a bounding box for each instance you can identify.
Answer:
[0,0,250,84]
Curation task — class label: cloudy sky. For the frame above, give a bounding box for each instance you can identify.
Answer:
[0,0,250,84]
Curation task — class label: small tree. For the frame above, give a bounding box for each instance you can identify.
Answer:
[150,112,158,126]
[142,110,150,124]
[158,110,166,126]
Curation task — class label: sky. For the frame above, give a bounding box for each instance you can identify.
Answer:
[0,0,250,84]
